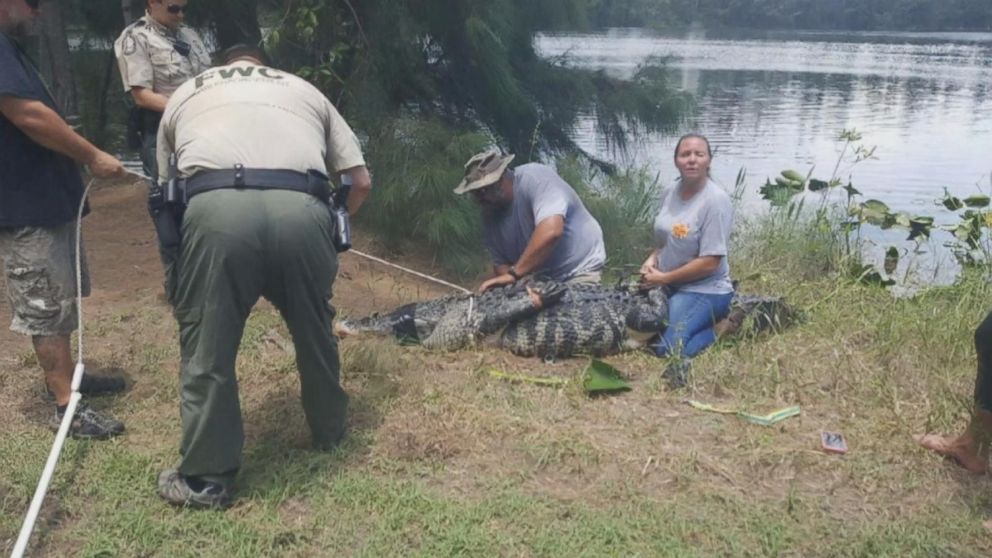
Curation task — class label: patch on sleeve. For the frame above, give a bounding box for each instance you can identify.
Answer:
[122,33,137,55]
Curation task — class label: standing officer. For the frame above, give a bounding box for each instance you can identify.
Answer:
[154,44,372,509]
[1,0,127,438]
[455,150,606,293]
[113,0,209,180]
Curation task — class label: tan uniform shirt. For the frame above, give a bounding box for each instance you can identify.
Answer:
[113,13,210,97]
[156,61,365,184]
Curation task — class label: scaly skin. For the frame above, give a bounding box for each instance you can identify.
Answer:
[339,283,796,359]
[499,284,669,358]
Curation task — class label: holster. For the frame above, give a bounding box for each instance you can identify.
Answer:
[331,180,352,253]
[330,202,351,253]
[148,187,184,249]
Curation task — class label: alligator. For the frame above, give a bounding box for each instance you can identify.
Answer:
[338,282,798,359]
[498,283,669,358]
[337,281,670,358]
[336,281,569,352]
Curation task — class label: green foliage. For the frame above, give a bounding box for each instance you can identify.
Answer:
[557,157,661,279]
[266,0,688,161]
[755,129,992,287]
[358,117,491,276]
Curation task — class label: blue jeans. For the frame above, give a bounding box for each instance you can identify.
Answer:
[654,289,734,359]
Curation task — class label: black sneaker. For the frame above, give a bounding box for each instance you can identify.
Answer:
[49,402,125,440]
[157,469,233,510]
[663,359,691,390]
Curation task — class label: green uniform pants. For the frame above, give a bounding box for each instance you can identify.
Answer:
[172,189,348,485]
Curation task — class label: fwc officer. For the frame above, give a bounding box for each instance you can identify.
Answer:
[153,44,371,509]
[114,0,210,179]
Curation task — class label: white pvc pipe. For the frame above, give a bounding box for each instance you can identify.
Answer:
[11,365,84,558]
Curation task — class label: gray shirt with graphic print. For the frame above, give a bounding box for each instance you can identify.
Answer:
[652,179,734,294]
[482,163,606,282]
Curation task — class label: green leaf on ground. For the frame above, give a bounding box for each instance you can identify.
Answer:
[582,360,631,394]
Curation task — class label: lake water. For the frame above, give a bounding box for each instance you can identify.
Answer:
[537,29,992,285]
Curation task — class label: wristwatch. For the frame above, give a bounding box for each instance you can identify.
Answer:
[507,265,521,280]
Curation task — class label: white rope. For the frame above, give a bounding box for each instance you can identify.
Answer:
[12,175,97,558]
[347,248,472,295]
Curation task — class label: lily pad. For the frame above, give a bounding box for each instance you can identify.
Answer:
[942,190,964,211]
[582,359,631,394]
[857,199,890,226]
[807,178,829,191]
[964,195,991,208]
[781,169,805,183]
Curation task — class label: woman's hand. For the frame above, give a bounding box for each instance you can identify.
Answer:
[639,264,669,289]
[639,253,656,276]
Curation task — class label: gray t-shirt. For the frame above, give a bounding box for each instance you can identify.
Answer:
[653,178,734,294]
[482,163,606,281]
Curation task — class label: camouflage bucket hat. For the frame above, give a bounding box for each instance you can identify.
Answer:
[453,150,515,195]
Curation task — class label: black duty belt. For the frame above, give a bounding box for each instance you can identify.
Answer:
[182,165,331,203]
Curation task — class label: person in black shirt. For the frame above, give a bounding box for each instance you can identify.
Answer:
[0,0,128,439]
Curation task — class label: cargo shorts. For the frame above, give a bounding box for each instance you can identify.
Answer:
[0,222,90,336]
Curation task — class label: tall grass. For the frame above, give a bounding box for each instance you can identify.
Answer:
[733,200,856,287]
[558,156,662,280]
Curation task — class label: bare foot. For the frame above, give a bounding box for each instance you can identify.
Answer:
[913,433,988,474]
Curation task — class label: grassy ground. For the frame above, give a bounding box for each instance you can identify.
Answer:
[2,181,992,557]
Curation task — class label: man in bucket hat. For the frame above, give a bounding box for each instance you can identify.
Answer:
[455,150,605,292]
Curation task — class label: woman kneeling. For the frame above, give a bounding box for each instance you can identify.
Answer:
[640,134,734,387]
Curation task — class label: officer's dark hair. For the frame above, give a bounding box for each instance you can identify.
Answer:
[218,43,271,66]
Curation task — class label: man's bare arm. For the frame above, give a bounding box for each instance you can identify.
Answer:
[477,215,564,292]
[0,96,124,178]
[512,215,565,277]
[343,165,372,215]
[130,86,169,113]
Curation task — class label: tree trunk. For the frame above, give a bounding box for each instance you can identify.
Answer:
[36,0,79,119]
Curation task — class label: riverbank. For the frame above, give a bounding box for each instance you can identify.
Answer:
[2,177,991,556]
